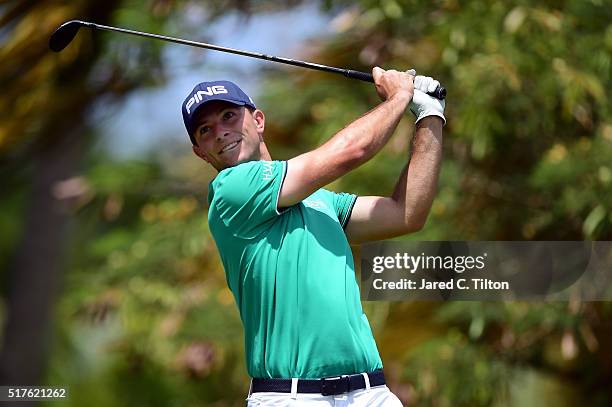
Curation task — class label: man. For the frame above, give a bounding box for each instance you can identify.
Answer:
[181,67,445,406]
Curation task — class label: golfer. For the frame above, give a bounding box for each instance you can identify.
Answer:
[181,67,444,406]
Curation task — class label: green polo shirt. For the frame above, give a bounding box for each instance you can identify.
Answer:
[207,160,382,379]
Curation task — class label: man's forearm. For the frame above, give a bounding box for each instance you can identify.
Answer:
[322,94,411,169]
[391,116,443,229]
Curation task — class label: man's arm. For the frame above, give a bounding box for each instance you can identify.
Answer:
[344,75,446,243]
[344,116,443,244]
[278,67,414,208]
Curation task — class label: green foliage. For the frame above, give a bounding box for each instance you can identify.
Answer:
[50,155,248,405]
[403,330,510,406]
[0,181,27,285]
[401,301,610,405]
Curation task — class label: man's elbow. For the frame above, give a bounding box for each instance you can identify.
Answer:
[403,221,425,234]
[328,133,372,169]
[334,145,369,173]
[402,213,428,234]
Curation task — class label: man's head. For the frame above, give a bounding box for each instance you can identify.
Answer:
[182,80,269,171]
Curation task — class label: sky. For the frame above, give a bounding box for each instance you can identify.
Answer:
[95,3,335,158]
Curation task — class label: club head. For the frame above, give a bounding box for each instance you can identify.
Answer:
[49,20,85,52]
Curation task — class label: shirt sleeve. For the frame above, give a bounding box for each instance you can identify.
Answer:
[211,160,287,239]
[329,190,358,229]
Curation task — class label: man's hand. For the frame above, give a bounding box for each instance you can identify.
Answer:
[409,75,446,125]
[372,67,415,103]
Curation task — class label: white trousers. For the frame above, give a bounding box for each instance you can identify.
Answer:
[246,384,403,406]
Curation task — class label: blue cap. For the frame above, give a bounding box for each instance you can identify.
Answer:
[181,80,256,143]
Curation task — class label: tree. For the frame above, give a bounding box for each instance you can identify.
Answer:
[0,0,125,387]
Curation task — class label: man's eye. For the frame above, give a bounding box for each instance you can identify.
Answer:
[199,126,210,135]
[223,111,235,120]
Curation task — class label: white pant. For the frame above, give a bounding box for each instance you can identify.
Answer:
[246,384,403,406]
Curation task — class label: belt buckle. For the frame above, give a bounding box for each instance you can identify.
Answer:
[320,375,349,396]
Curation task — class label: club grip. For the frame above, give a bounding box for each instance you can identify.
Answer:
[345,69,447,100]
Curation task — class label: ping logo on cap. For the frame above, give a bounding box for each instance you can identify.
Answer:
[185,85,229,114]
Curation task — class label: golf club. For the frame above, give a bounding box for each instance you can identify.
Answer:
[49,20,446,100]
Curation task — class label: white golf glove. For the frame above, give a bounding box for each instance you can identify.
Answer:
[409,75,446,125]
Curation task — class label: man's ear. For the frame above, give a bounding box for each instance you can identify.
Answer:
[192,144,210,163]
[253,109,265,138]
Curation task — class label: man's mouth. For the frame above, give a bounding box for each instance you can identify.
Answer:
[219,140,241,154]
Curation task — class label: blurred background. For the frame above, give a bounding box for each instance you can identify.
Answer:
[1,0,611,405]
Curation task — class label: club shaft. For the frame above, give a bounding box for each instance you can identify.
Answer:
[82,22,446,99]
[88,22,349,75]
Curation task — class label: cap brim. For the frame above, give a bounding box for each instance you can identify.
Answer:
[188,98,254,135]
[191,98,249,114]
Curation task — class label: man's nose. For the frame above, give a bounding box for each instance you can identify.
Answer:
[215,129,230,141]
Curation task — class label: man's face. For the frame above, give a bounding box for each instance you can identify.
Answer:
[191,101,265,171]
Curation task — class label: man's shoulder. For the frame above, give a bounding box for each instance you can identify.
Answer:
[209,161,259,197]
[207,160,286,205]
